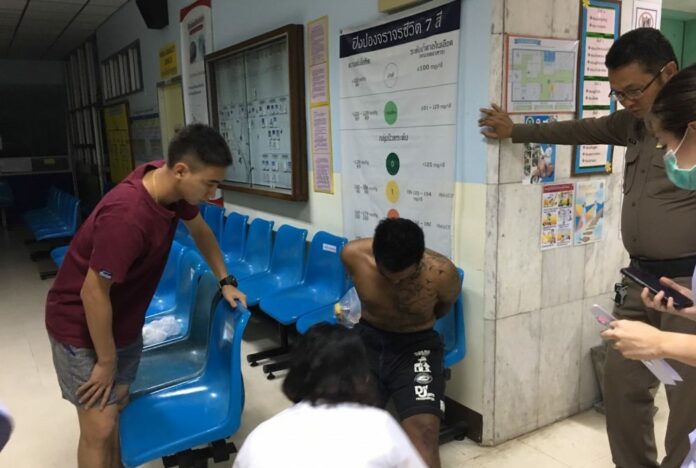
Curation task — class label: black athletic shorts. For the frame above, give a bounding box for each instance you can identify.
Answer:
[355,318,445,420]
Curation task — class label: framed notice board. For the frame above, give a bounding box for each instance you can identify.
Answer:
[206,24,308,201]
[572,0,621,176]
[103,101,134,183]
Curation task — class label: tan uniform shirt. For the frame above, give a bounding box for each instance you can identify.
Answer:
[511,109,696,260]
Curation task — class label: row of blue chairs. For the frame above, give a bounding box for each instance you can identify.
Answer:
[147,213,349,362]
[164,209,468,383]
[23,187,80,242]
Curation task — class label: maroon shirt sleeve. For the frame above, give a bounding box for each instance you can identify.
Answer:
[89,209,146,284]
[176,200,199,221]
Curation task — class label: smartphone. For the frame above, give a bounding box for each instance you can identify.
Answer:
[620,265,694,308]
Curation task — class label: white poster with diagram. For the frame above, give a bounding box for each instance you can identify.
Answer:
[541,183,574,250]
[505,35,579,114]
[339,0,460,256]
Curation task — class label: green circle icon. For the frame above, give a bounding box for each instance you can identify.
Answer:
[386,152,400,175]
[384,101,398,125]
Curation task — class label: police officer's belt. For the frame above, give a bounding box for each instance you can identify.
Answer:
[630,256,696,279]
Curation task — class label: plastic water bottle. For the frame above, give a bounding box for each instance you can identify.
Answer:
[334,287,361,328]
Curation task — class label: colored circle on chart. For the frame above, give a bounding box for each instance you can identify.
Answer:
[384,101,398,125]
[387,209,400,219]
[385,180,400,203]
[386,152,400,175]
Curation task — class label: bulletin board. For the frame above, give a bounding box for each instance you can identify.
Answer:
[206,24,308,201]
[103,101,134,183]
[572,0,621,176]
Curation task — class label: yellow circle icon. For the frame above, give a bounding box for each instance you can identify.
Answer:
[385,180,400,203]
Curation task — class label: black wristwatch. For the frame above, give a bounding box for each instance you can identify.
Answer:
[219,274,238,289]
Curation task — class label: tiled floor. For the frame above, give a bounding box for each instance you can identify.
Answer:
[0,228,669,467]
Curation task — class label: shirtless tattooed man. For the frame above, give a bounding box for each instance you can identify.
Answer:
[340,218,461,468]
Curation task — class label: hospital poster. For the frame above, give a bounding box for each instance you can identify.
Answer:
[339,0,460,256]
[541,184,574,251]
[180,0,212,124]
[523,115,557,184]
[574,179,605,245]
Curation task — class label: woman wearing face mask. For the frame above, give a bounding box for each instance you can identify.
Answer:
[602,64,696,366]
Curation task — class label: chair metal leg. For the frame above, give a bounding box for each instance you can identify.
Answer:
[263,358,291,380]
[246,325,291,366]
[29,250,50,262]
[438,420,468,445]
[438,378,469,445]
[162,439,237,467]
[40,270,57,280]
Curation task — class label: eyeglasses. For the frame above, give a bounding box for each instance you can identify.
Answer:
[609,65,666,102]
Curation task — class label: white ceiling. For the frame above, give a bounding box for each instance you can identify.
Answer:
[663,0,696,15]
[0,0,128,60]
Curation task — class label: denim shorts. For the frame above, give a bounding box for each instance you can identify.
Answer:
[49,334,143,407]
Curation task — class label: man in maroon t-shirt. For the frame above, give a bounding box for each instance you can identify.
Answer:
[46,124,246,468]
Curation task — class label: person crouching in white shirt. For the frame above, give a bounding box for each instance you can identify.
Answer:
[233,323,427,468]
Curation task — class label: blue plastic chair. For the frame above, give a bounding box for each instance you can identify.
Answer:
[434,268,466,368]
[173,203,208,247]
[147,241,187,316]
[144,249,207,346]
[202,204,225,241]
[237,224,308,307]
[26,191,71,228]
[49,245,69,268]
[28,194,80,241]
[22,187,59,224]
[226,217,274,280]
[248,232,347,377]
[174,219,191,246]
[131,271,223,398]
[120,273,250,468]
[220,212,248,264]
[259,231,347,325]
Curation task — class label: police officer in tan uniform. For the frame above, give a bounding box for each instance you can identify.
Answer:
[480,28,696,468]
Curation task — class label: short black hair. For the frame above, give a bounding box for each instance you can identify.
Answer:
[605,28,677,74]
[372,218,425,273]
[651,63,696,138]
[282,324,379,407]
[167,123,232,169]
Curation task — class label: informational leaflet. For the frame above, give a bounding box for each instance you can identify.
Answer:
[574,179,605,245]
[130,113,163,166]
[339,0,460,255]
[541,184,574,251]
[523,115,557,184]
[505,35,579,114]
[180,0,212,125]
[103,102,134,184]
[308,16,334,193]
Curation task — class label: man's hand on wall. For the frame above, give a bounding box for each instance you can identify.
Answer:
[478,103,513,140]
